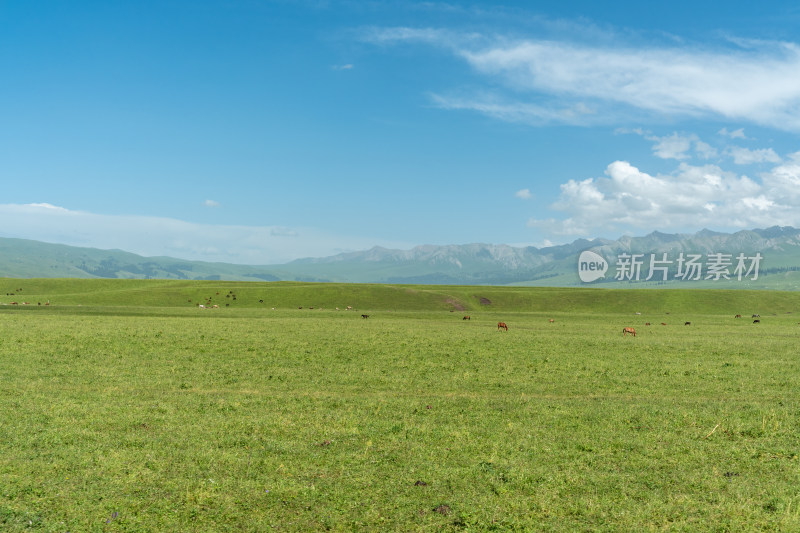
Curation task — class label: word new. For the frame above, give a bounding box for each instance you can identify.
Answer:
[614,252,763,282]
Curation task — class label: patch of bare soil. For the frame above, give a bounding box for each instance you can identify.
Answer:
[445,298,466,311]
[479,297,492,305]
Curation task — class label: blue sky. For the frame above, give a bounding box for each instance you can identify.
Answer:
[4,1,800,264]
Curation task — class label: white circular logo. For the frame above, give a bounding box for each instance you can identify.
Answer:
[578,250,608,283]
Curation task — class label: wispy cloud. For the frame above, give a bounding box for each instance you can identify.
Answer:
[647,133,694,160]
[204,199,220,207]
[515,188,532,200]
[0,204,401,264]
[644,132,719,160]
[366,26,800,130]
[718,127,747,139]
[26,202,72,212]
[727,146,782,165]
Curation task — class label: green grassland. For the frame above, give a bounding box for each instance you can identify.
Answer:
[1,279,800,531]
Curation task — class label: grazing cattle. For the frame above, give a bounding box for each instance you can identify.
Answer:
[684,322,691,326]
[752,314,760,318]
[463,315,470,320]
[735,314,742,318]
[661,322,667,326]
[497,322,508,331]
[645,322,651,326]
[623,327,636,337]
[548,318,555,323]
[361,314,369,319]
[753,319,760,324]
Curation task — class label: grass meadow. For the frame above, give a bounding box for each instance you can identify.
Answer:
[0,280,799,531]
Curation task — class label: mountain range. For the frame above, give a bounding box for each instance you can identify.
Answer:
[1,226,800,288]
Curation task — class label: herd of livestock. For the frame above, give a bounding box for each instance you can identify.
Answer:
[0,285,774,340]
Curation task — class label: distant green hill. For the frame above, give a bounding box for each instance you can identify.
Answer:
[1,278,797,316]
[0,238,288,281]
[1,226,800,288]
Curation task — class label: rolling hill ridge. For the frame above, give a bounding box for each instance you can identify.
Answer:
[1,226,800,288]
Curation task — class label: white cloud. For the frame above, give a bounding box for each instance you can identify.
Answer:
[647,133,693,160]
[761,157,800,204]
[527,158,800,237]
[429,93,594,125]
[632,131,720,160]
[694,140,718,160]
[333,64,354,70]
[25,202,72,212]
[719,127,747,139]
[515,188,532,199]
[727,146,782,165]
[368,27,800,130]
[0,204,401,264]
[204,199,220,207]
[642,132,785,165]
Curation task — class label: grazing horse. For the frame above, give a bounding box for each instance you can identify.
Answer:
[623,327,636,337]
[463,315,470,320]
[361,314,369,319]
[497,322,508,331]
[753,319,760,324]
[548,318,555,323]
[684,322,691,326]
[735,314,742,318]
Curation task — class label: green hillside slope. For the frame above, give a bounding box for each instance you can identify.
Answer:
[1,278,797,316]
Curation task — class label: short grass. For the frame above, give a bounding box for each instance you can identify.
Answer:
[0,281,799,531]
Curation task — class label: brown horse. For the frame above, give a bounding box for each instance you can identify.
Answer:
[497,322,508,331]
[623,327,636,337]
[463,315,471,320]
